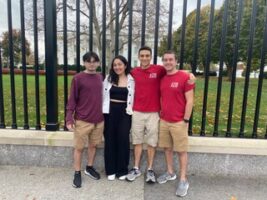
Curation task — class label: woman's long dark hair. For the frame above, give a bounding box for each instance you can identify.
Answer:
[108,55,132,85]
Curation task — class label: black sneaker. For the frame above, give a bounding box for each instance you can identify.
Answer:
[72,171,81,188]
[84,166,100,180]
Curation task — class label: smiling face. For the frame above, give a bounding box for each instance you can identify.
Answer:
[112,58,126,76]
[138,50,152,69]
[162,53,177,74]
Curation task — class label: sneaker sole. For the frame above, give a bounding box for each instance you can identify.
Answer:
[176,184,189,197]
[84,170,99,180]
[72,183,81,188]
[126,173,141,182]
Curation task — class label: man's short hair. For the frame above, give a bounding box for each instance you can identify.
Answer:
[162,50,178,61]
[83,51,100,62]
[138,46,152,55]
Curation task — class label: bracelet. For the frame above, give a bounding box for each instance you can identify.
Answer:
[183,119,190,123]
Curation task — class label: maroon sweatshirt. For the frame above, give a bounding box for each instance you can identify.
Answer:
[66,72,104,125]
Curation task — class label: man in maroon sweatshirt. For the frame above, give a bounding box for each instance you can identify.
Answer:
[66,52,104,188]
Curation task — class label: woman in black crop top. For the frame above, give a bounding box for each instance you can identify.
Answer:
[103,55,134,181]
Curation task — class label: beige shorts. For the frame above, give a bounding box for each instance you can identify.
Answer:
[158,119,188,152]
[74,120,104,150]
[131,111,159,147]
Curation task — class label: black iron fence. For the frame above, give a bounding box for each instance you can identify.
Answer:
[0,0,266,139]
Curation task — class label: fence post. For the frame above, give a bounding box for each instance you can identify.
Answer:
[44,0,59,131]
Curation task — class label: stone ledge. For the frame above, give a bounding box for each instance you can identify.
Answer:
[1,129,267,156]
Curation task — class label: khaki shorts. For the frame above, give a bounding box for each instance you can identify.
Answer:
[131,111,159,147]
[74,120,104,150]
[158,119,188,152]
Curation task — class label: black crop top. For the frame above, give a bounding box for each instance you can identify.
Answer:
[110,85,128,101]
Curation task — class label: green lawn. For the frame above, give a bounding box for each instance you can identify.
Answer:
[1,74,267,138]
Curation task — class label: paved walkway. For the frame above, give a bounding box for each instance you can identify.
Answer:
[0,165,266,200]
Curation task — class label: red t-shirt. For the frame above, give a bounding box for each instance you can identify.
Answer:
[160,71,195,122]
[131,65,166,112]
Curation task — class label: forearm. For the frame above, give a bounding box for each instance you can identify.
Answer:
[183,100,193,120]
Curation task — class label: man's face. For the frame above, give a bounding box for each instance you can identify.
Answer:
[84,59,99,72]
[138,50,152,68]
[162,53,177,72]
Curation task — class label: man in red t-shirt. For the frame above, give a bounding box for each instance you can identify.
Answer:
[126,46,165,183]
[157,50,194,197]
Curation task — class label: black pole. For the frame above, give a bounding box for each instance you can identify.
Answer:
[63,0,68,131]
[44,0,59,131]
[213,0,229,136]
[179,0,187,69]
[20,0,29,129]
[239,0,257,137]
[141,0,146,46]
[76,0,80,72]
[89,0,93,51]
[33,0,41,130]
[200,0,215,136]
[167,0,173,50]
[226,0,243,137]
[102,0,106,77]
[7,0,17,129]
[153,0,160,64]
[115,0,120,56]
[128,0,133,67]
[0,43,5,128]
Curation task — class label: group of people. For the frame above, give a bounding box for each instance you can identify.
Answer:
[66,46,195,197]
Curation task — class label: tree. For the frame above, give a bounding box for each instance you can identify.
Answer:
[159,0,266,77]
[1,29,31,67]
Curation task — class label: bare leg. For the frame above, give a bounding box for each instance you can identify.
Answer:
[74,148,83,171]
[87,143,97,166]
[164,148,174,174]
[134,144,143,168]
[178,151,188,181]
[147,145,156,169]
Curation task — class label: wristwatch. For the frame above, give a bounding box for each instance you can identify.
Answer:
[183,119,190,123]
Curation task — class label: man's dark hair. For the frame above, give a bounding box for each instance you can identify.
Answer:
[83,51,100,62]
[108,55,131,85]
[138,46,152,55]
[162,50,178,61]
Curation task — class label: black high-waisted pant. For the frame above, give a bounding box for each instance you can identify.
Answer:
[104,102,131,177]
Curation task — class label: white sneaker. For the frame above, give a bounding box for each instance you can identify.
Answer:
[118,175,126,180]
[107,174,115,181]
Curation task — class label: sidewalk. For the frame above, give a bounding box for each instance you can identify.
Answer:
[1,165,266,200]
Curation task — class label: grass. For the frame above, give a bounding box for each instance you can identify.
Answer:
[1,74,267,138]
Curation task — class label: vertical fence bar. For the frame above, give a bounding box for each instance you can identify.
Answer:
[253,5,267,138]
[7,0,17,129]
[0,43,5,128]
[179,0,187,69]
[102,0,106,77]
[200,0,215,136]
[153,0,160,64]
[127,0,133,67]
[189,0,201,136]
[33,0,41,130]
[167,0,173,50]
[63,0,68,130]
[20,0,29,129]
[76,0,80,72]
[226,0,243,137]
[141,0,146,46]
[115,0,120,56]
[213,0,229,136]
[191,0,201,74]
[44,0,59,131]
[239,0,257,137]
[89,0,93,51]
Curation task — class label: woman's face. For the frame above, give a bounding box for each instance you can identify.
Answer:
[113,58,126,76]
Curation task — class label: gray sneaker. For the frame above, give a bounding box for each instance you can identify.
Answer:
[146,169,156,183]
[157,172,177,184]
[126,168,141,181]
[176,180,189,197]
